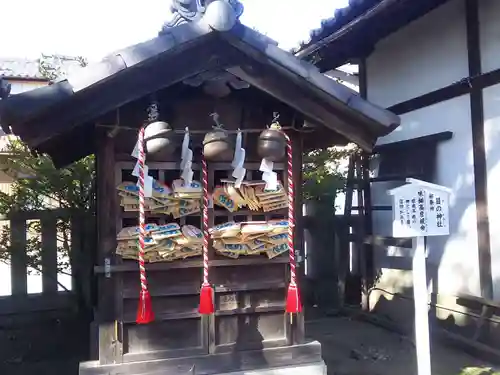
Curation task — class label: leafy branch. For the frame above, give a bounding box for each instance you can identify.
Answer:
[0,55,95,296]
[303,146,355,205]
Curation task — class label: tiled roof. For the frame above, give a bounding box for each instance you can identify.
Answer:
[0,8,400,167]
[295,0,451,70]
[294,0,383,55]
[0,56,85,80]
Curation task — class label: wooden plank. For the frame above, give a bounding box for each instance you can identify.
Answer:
[456,293,500,309]
[363,235,413,249]
[70,212,94,313]
[94,256,289,274]
[41,216,59,293]
[124,348,206,365]
[122,281,287,299]
[0,292,73,314]
[0,208,71,221]
[372,131,453,153]
[361,153,374,283]
[354,155,368,311]
[10,218,27,296]
[466,0,493,302]
[213,338,289,354]
[123,310,200,324]
[79,341,323,375]
[337,157,356,310]
[96,129,121,365]
[215,304,285,316]
[122,318,205,360]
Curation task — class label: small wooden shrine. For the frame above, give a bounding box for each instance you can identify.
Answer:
[0,1,399,374]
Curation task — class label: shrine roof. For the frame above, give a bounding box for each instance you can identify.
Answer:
[0,0,400,167]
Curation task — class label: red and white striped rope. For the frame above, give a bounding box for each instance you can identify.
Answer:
[284,133,296,287]
[202,157,209,286]
[137,128,148,293]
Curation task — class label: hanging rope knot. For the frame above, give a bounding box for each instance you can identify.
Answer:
[283,131,302,316]
[199,156,215,315]
[135,127,155,324]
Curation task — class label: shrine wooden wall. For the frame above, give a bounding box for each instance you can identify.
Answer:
[93,94,305,366]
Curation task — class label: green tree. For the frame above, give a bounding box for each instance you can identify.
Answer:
[303,146,354,207]
[0,54,94,294]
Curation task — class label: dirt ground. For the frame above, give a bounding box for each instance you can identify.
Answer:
[305,316,498,375]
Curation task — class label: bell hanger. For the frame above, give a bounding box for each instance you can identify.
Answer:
[270,112,282,130]
[144,94,175,156]
[209,112,224,129]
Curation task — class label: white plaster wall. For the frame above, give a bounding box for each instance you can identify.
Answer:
[479,0,500,74]
[482,83,500,299]
[366,0,468,108]
[370,96,480,297]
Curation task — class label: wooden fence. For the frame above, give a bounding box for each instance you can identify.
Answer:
[0,208,93,375]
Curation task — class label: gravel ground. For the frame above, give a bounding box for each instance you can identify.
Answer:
[305,316,497,375]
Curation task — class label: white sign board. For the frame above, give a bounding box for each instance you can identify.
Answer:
[388,179,451,238]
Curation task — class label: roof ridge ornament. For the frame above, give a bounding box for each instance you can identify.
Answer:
[160,0,244,33]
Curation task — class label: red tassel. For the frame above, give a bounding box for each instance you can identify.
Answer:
[199,283,215,314]
[286,283,302,313]
[136,289,155,324]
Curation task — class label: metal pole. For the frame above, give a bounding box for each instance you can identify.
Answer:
[413,236,431,375]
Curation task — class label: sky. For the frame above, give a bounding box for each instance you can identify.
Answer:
[0,0,348,61]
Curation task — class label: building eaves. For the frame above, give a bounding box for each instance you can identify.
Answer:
[294,0,452,70]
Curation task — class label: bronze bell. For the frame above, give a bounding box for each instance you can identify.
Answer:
[144,121,175,158]
[203,127,233,162]
[257,123,286,162]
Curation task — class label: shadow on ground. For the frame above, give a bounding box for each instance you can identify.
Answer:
[306,316,496,375]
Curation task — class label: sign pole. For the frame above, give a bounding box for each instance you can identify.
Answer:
[412,236,431,375]
[388,178,451,375]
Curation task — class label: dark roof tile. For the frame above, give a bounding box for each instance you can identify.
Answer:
[0,56,85,80]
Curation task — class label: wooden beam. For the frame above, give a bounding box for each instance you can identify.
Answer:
[220,42,376,151]
[79,341,324,375]
[94,256,290,274]
[41,216,59,293]
[466,0,493,301]
[372,131,453,153]
[96,129,121,365]
[10,219,27,296]
[387,68,500,116]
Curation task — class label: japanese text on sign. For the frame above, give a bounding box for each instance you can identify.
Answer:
[390,183,449,238]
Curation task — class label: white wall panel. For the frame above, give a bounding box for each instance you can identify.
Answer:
[479,0,500,74]
[482,82,500,299]
[367,0,468,108]
[371,96,481,296]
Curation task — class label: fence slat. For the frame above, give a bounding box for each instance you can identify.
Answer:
[42,217,59,293]
[10,219,27,296]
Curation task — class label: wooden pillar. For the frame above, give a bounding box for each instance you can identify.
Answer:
[95,128,122,364]
[466,0,493,302]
